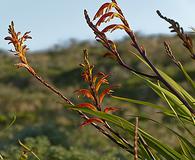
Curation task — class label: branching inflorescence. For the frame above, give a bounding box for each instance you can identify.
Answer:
[5,22,134,153]
[4,0,195,159]
[157,10,195,59]
[84,0,195,116]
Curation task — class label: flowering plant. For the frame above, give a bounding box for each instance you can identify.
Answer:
[5,0,195,159]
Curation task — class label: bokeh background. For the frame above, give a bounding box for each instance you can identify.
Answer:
[0,1,195,159]
[1,0,195,51]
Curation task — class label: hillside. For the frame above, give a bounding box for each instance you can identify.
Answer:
[0,34,194,159]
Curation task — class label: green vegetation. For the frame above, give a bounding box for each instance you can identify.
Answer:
[0,34,194,159]
[0,0,195,159]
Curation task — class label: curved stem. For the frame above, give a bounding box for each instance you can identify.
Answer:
[117,5,195,115]
[24,65,132,153]
[84,10,157,80]
[115,51,158,79]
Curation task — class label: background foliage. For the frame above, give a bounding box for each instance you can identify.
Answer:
[0,34,195,159]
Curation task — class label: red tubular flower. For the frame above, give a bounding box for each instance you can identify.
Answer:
[77,50,119,127]
[96,12,124,27]
[75,89,95,101]
[104,107,118,113]
[93,2,120,21]
[5,21,32,65]
[80,118,104,128]
[77,103,97,111]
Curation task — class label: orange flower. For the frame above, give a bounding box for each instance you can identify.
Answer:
[80,118,104,128]
[75,89,95,101]
[93,2,119,21]
[5,21,32,65]
[77,103,97,111]
[96,12,124,27]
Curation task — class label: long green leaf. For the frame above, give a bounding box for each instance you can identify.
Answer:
[160,112,192,123]
[138,134,157,160]
[112,95,192,123]
[134,115,195,146]
[178,137,194,160]
[130,51,151,69]
[136,115,195,158]
[157,82,194,136]
[112,95,170,113]
[157,69,195,105]
[179,64,195,90]
[144,78,192,118]
[65,106,182,160]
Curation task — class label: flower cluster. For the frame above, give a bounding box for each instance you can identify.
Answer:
[84,1,158,80]
[85,0,195,115]
[157,10,195,59]
[76,50,118,127]
[5,21,32,65]
[4,22,35,74]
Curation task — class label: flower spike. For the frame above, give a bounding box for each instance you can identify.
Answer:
[5,21,32,65]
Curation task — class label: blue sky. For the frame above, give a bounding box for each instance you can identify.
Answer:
[1,0,195,51]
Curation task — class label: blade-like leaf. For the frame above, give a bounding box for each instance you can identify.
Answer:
[179,64,195,90]
[157,69,195,104]
[65,106,182,160]
[130,50,152,70]
[160,112,193,123]
[178,137,194,160]
[112,95,192,123]
[158,81,194,136]
[112,95,170,113]
[144,78,192,118]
